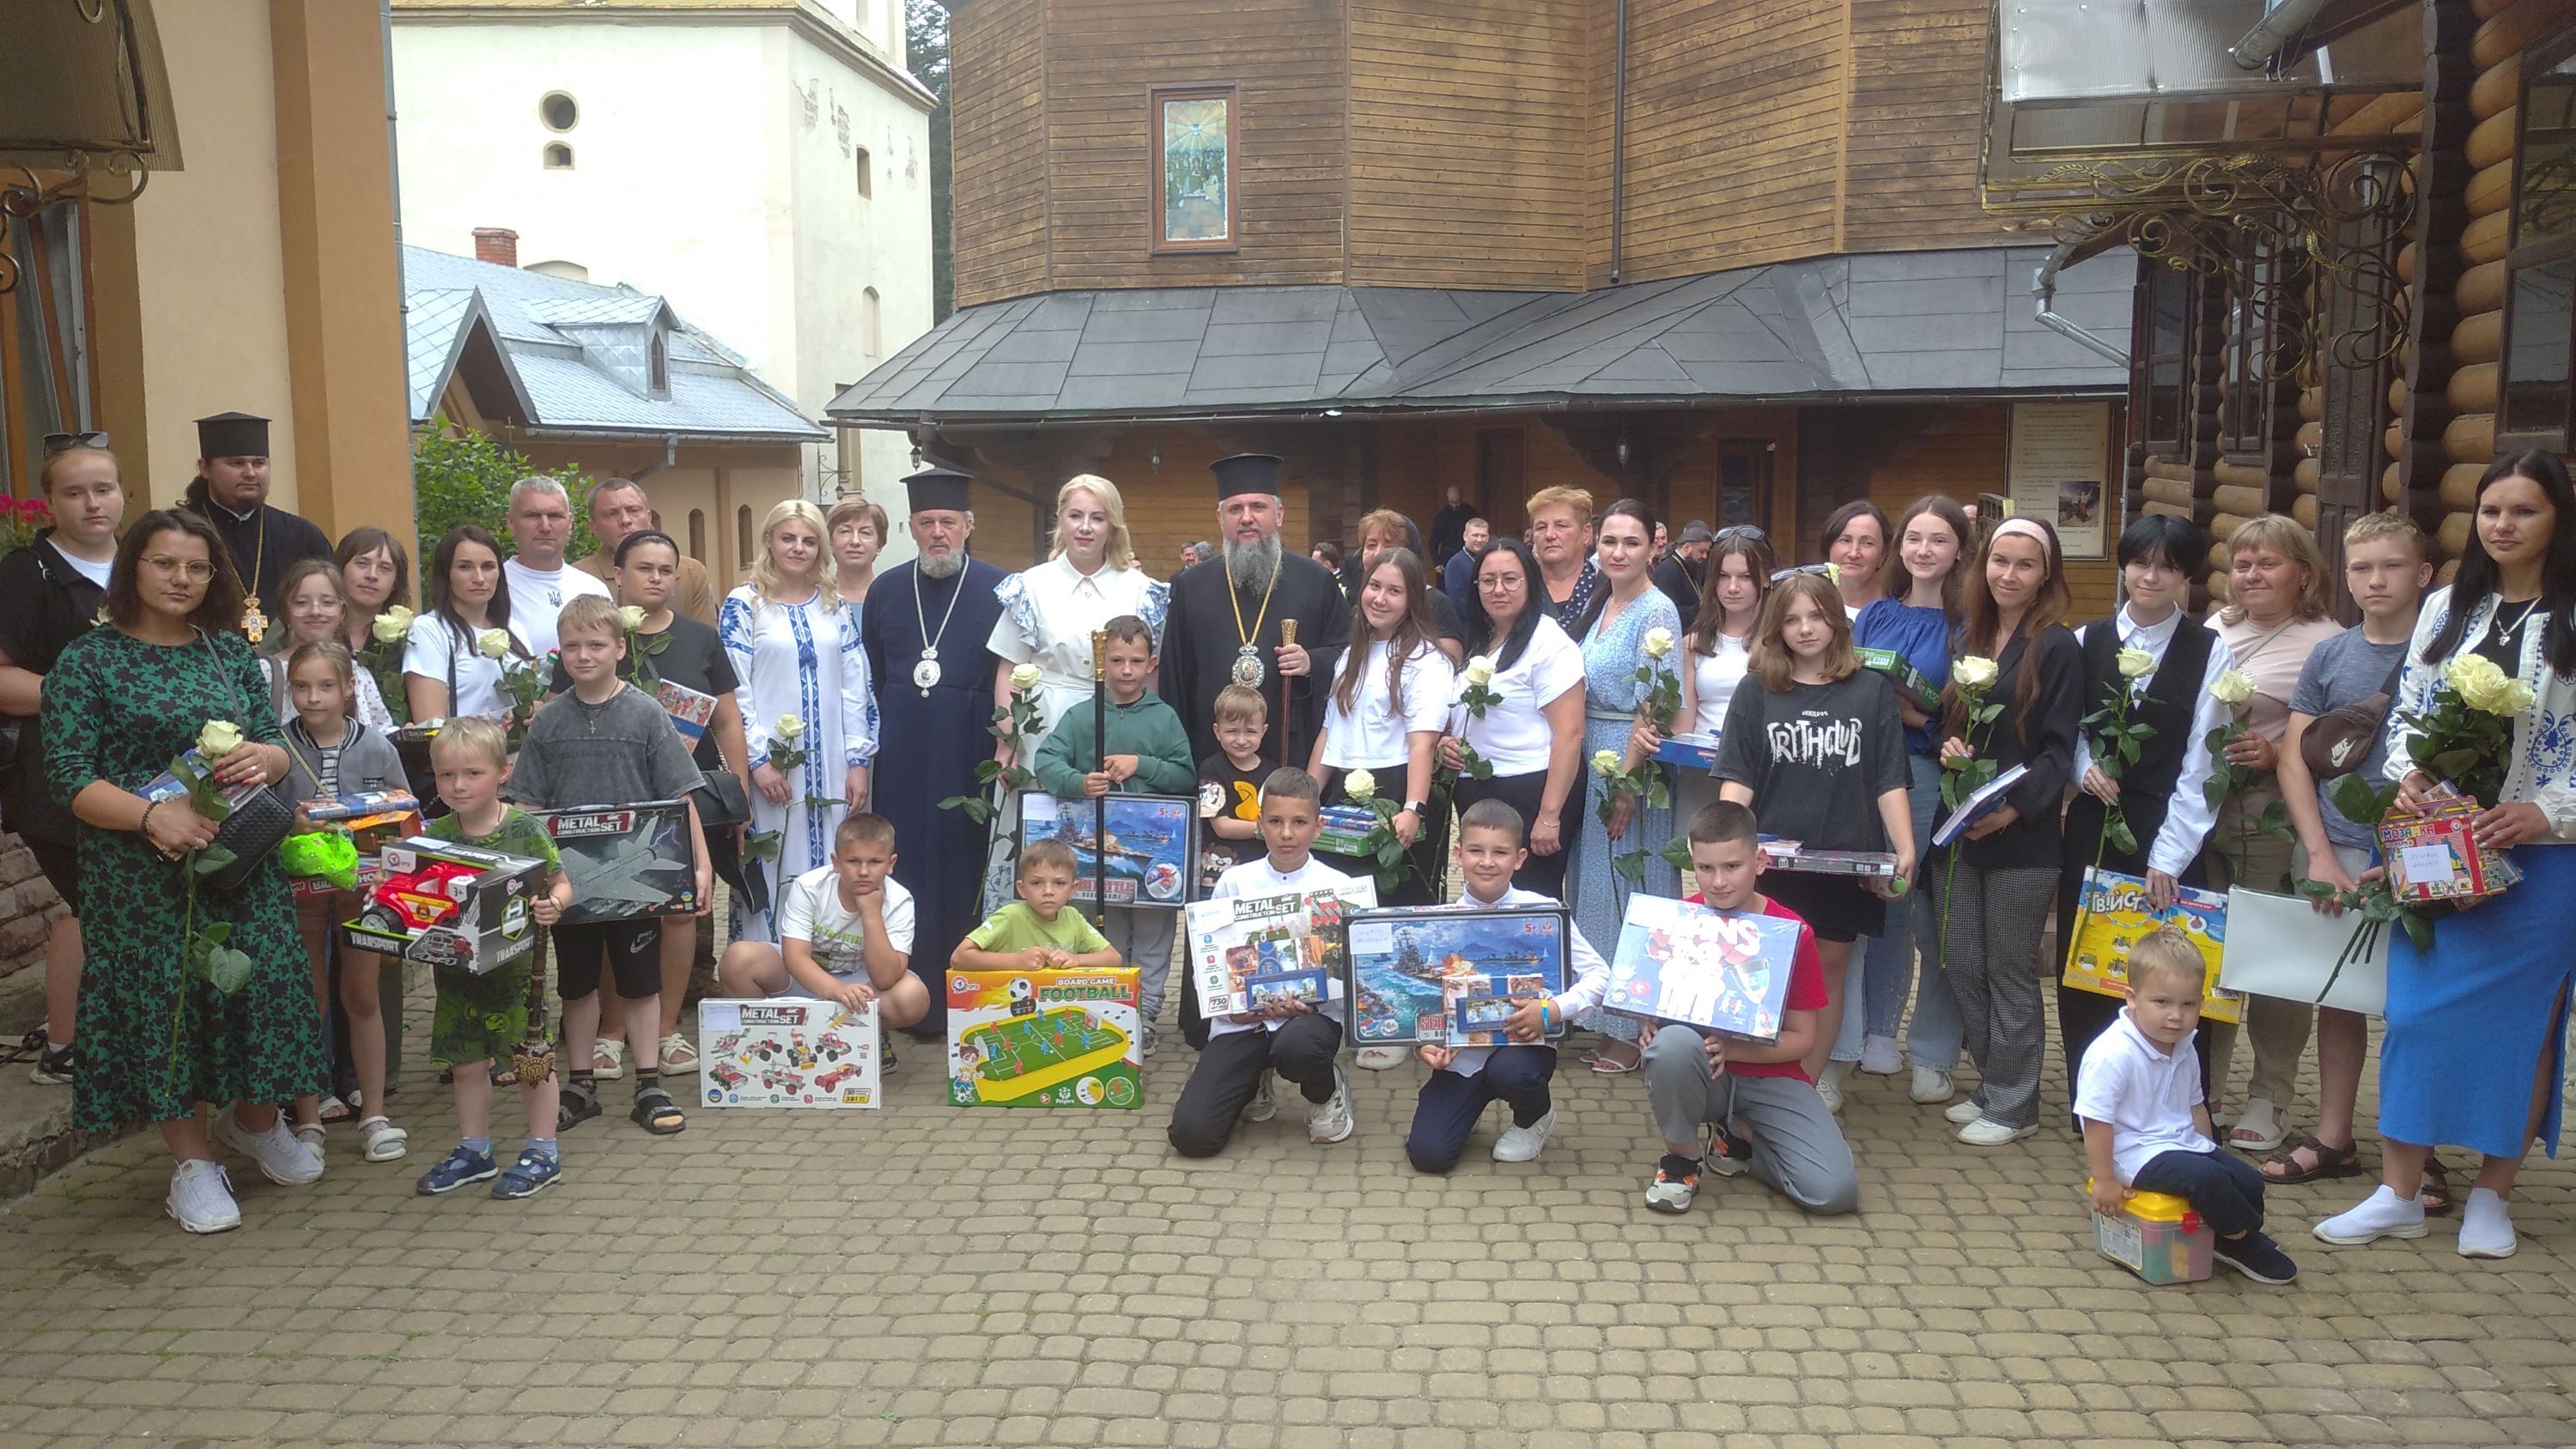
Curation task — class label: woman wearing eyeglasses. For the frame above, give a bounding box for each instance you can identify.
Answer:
[1443,537,1586,897]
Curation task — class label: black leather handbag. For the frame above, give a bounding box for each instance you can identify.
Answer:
[195,631,297,894]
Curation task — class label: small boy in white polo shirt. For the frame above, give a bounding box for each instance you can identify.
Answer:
[2075,928,2296,1284]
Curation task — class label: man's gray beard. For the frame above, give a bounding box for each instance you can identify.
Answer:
[918,548,964,579]
[1224,536,1282,591]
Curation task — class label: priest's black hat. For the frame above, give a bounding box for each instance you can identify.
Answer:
[902,466,974,514]
[1210,452,1282,500]
[195,411,270,459]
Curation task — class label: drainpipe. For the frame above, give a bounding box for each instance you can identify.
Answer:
[2229,0,2331,70]
[383,0,410,436]
[631,433,681,482]
[1610,0,1627,284]
[2034,244,2129,365]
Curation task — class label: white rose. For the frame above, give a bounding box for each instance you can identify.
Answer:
[372,605,415,643]
[1952,655,1999,693]
[1463,655,1495,687]
[1011,663,1042,692]
[1642,627,1674,659]
[2498,677,2538,715]
[1342,768,1376,803]
[2444,652,2526,715]
[197,719,244,760]
[476,628,513,660]
[775,713,806,743]
[1590,749,1622,778]
[617,604,647,632]
[2116,646,2158,682]
[2208,669,2256,706]
[1823,561,1842,585]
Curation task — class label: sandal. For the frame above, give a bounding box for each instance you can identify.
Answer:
[557,1081,602,1133]
[659,1032,699,1073]
[318,1094,355,1125]
[1588,1048,1642,1075]
[2260,1133,2362,1184]
[2227,1098,2286,1154]
[359,1116,410,1163]
[592,1038,626,1080]
[631,1085,686,1136]
[2418,1156,2456,1216]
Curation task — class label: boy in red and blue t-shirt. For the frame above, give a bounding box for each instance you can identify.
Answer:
[1640,801,1859,1216]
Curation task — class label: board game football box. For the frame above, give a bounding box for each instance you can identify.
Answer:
[1346,905,1569,1047]
[696,997,880,1108]
[2060,868,2243,1024]
[1856,646,1937,711]
[1606,895,1803,1041]
[343,834,548,976]
[946,967,1142,1108]
[1186,880,1378,1019]
[1019,791,1194,908]
[538,799,699,924]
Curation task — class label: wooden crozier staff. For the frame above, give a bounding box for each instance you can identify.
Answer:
[1276,618,1297,767]
[1091,627,1109,914]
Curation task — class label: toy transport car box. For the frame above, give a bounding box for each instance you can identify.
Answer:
[2060,868,2244,1025]
[1757,838,1899,879]
[1187,879,1379,1019]
[655,678,718,744]
[946,967,1142,1108]
[1651,731,1721,772]
[1019,791,1194,908]
[1855,646,1937,711]
[1607,895,1802,1042]
[697,997,880,1108]
[343,835,547,976]
[1315,804,1377,858]
[2088,1181,2214,1285]
[1346,905,1569,1047]
[539,800,699,925]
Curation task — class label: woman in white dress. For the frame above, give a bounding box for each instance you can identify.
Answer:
[719,500,878,941]
[987,476,1170,762]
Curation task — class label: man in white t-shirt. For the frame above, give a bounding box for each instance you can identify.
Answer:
[502,474,612,658]
[714,814,931,1031]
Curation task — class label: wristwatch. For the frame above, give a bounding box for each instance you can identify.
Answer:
[1403,800,1427,815]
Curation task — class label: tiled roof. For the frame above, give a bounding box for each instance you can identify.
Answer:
[403,246,823,441]
[827,246,2132,425]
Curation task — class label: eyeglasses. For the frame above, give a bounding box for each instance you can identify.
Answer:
[1768,562,1832,584]
[143,555,216,580]
[42,431,109,455]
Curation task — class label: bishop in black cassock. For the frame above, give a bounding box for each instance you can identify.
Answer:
[860,467,1009,1033]
[1160,453,1352,776]
[178,411,331,627]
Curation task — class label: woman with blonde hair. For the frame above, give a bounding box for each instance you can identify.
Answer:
[2203,512,2344,1154]
[720,499,876,941]
[987,474,1166,765]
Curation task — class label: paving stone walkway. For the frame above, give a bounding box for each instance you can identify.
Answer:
[2,985,2571,1448]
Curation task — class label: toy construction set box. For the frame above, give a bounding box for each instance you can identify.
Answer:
[1757,839,1900,879]
[697,997,880,1108]
[1607,895,1802,1041]
[946,967,1142,1109]
[2061,868,2243,1025]
[1019,791,1194,908]
[343,835,548,976]
[1346,906,1569,1048]
[1314,804,1378,858]
[539,800,699,924]
[1186,880,1378,1019]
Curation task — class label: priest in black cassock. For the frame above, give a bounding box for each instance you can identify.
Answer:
[1161,453,1352,773]
[860,466,1010,1035]
[177,411,331,635]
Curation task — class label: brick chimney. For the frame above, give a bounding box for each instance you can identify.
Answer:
[472,227,520,267]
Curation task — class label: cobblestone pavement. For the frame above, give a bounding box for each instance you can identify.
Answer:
[2,984,2571,1448]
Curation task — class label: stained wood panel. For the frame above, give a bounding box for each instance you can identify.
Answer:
[951,0,1050,307]
[1842,0,2015,253]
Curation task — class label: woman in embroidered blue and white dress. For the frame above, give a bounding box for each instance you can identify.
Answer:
[720,500,877,942]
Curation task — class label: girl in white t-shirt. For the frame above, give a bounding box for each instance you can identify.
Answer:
[1662,529,1773,827]
[1311,546,1456,908]
[1441,537,1584,898]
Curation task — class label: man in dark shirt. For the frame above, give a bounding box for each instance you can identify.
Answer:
[1427,485,1477,567]
[177,411,332,634]
[1654,521,1713,622]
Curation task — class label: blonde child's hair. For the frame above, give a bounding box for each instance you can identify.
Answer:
[556,593,622,644]
[2125,927,2206,995]
[285,639,357,700]
[2344,508,2429,560]
[429,715,508,768]
[1019,838,1079,878]
[1213,683,1268,724]
[836,811,896,851]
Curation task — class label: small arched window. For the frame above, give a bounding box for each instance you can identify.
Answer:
[541,92,578,131]
[647,330,670,394]
[736,505,754,574]
[687,508,707,563]
[543,142,573,170]
[855,146,872,200]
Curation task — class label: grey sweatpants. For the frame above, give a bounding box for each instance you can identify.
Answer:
[1103,907,1176,1020]
[1643,1024,1859,1216]
[1930,858,2057,1130]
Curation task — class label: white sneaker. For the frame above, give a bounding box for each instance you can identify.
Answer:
[1910,1066,1955,1104]
[1942,1096,1985,1125]
[212,1110,325,1185]
[1957,1118,2038,1146]
[1353,1046,1408,1071]
[2314,1183,2430,1246]
[1242,1075,1277,1123]
[1815,1062,1848,1115]
[1491,1108,1556,1163]
[2458,1186,2518,1259]
[1857,1035,1905,1076]
[1307,1065,1355,1143]
[166,1159,240,1234]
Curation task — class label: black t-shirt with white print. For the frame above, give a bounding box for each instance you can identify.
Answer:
[1711,667,1909,853]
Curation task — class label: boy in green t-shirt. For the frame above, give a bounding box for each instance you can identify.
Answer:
[952,840,1119,971]
[411,718,575,1202]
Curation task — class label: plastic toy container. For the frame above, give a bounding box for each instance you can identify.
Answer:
[2089,1181,2214,1284]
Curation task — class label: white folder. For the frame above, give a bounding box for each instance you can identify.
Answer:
[2216,888,2389,1018]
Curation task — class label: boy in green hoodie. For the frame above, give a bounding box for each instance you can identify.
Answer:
[1032,614,1195,1050]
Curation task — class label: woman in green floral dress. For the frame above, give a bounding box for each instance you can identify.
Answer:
[43,508,331,1234]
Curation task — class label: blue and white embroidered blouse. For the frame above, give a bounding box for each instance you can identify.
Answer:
[2385,585,2576,844]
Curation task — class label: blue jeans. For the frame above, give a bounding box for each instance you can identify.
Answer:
[1405,1046,1556,1173]
[2129,1146,2268,1238]
[1831,751,1959,1066]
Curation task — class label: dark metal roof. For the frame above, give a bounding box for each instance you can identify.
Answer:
[827,246,2133,427]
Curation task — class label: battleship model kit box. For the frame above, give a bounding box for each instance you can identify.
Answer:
[539,800,699,924]
[1345,906,1569,1047]
[1019,791,1194,909]
[1186,880,1378,1019]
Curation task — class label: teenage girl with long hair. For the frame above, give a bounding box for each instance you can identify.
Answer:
[1313,545,1455,909]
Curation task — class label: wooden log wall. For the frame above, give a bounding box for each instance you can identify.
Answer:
[950,0,1050,308]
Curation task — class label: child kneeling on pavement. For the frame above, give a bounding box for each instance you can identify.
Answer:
[1404,797,1608,1172]
[2076,926,2297,1283]
[1642,802,1859,1216]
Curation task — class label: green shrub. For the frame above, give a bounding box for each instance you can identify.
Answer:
[410,428,600,568]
